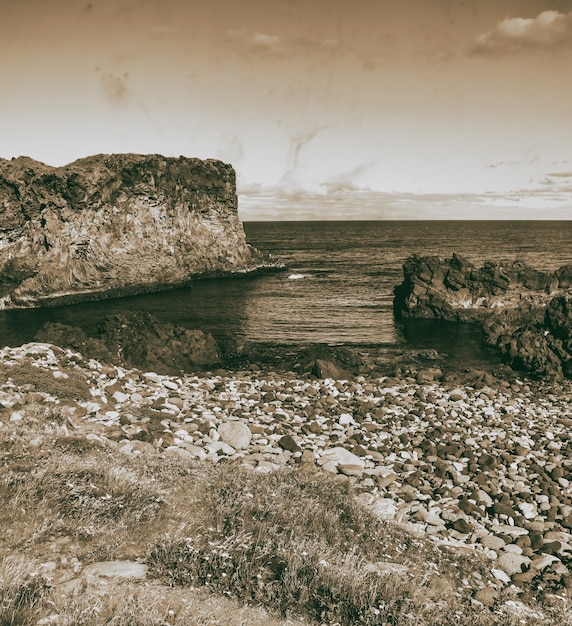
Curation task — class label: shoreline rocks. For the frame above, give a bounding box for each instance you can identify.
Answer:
[35,312,221,375]
[394,254,572,379]
[2,341,572,598]
[0,154,274,309]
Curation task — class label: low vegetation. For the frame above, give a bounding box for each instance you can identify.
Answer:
[0,399,570,625]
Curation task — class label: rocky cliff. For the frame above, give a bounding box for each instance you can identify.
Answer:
[0,154,265,308]
[394,254,572,378]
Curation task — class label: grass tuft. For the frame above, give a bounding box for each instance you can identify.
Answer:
[0,556,49,626]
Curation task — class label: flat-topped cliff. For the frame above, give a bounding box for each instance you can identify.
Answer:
[0,154,265,308]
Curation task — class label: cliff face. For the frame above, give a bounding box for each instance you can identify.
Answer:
[0,154,263,308]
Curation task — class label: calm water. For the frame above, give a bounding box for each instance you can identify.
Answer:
[1,221,570,369]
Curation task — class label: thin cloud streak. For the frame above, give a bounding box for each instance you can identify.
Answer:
[225,28,342,58]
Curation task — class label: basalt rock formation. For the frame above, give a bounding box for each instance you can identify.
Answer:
[35,312,220,375]
[394,254,572,378]
[0,154,265,308]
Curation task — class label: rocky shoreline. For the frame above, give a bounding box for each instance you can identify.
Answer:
[394,254,572,379]
[3,341,572,605]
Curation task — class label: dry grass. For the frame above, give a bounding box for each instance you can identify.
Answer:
[1,400,571,625]
[0,360,92,400]
[149,466,538,626]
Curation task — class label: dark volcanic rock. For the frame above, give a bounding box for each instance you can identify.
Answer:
[0,154,265,308]
[36,312,220,374]
[394,254,572,378]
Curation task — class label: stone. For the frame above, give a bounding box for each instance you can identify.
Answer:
[491,568,511,584]
[278,434,300,452]
[321,447,365,469]
[370,498,398,520]
[481,535,506,551]
[364,562,408,576]
[451,519,472,534]
[218,421,252,449]
[530,554,560,571]
[82,561,147,580]
[207,441,236,456]
[475,587,498,606]
[312,359,353,380]
[496,552,531,577]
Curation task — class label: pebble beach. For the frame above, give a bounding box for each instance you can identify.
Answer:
[2,341,572,606]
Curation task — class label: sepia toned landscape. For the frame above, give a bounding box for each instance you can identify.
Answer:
[1,1,572,625]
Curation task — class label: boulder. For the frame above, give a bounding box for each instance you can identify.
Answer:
[218,421,252,450]
[36,312,220,374]
[312,359,353,380]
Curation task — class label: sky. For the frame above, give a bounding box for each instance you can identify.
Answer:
[1,0,572,219]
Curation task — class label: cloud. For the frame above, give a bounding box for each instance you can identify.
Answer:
[237,185,572,221]
[547,171,572,178]
[226,28,284,53]
[320,161,376,194]
[471,10,572,55]
[225,28,340,58]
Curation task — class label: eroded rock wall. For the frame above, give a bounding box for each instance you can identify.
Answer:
[0,154,263,307]
[393,254,572,378]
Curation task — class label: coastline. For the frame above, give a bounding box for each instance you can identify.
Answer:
[0,258,286,310]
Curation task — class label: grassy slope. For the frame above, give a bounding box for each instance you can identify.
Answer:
[0,387,570,625]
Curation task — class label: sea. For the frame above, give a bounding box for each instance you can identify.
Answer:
[1,221,570,371]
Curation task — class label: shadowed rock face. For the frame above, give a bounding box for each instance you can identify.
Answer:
[394,254,572,378]
[0,154,263,308]
[35,312,220,375]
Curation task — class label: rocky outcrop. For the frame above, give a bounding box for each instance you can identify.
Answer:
[483,295,572,379]
[0,154,266,308]
[393,253,566,322]
[35,312,220,375]
[394,254,572,378]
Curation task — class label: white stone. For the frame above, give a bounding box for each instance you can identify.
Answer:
[208,441,236,456]
[162,380,179,391]
[83,561,147,580]
[143,372,162,383]
[371,498,398,520]
[218,421,252,449]
[164,446,193,459]
[518,502,537,519]
[321,447,364,468]
[496,552,531,576]
[338,413,354,426]
[491,568,511,584]
[112,391,130,403]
